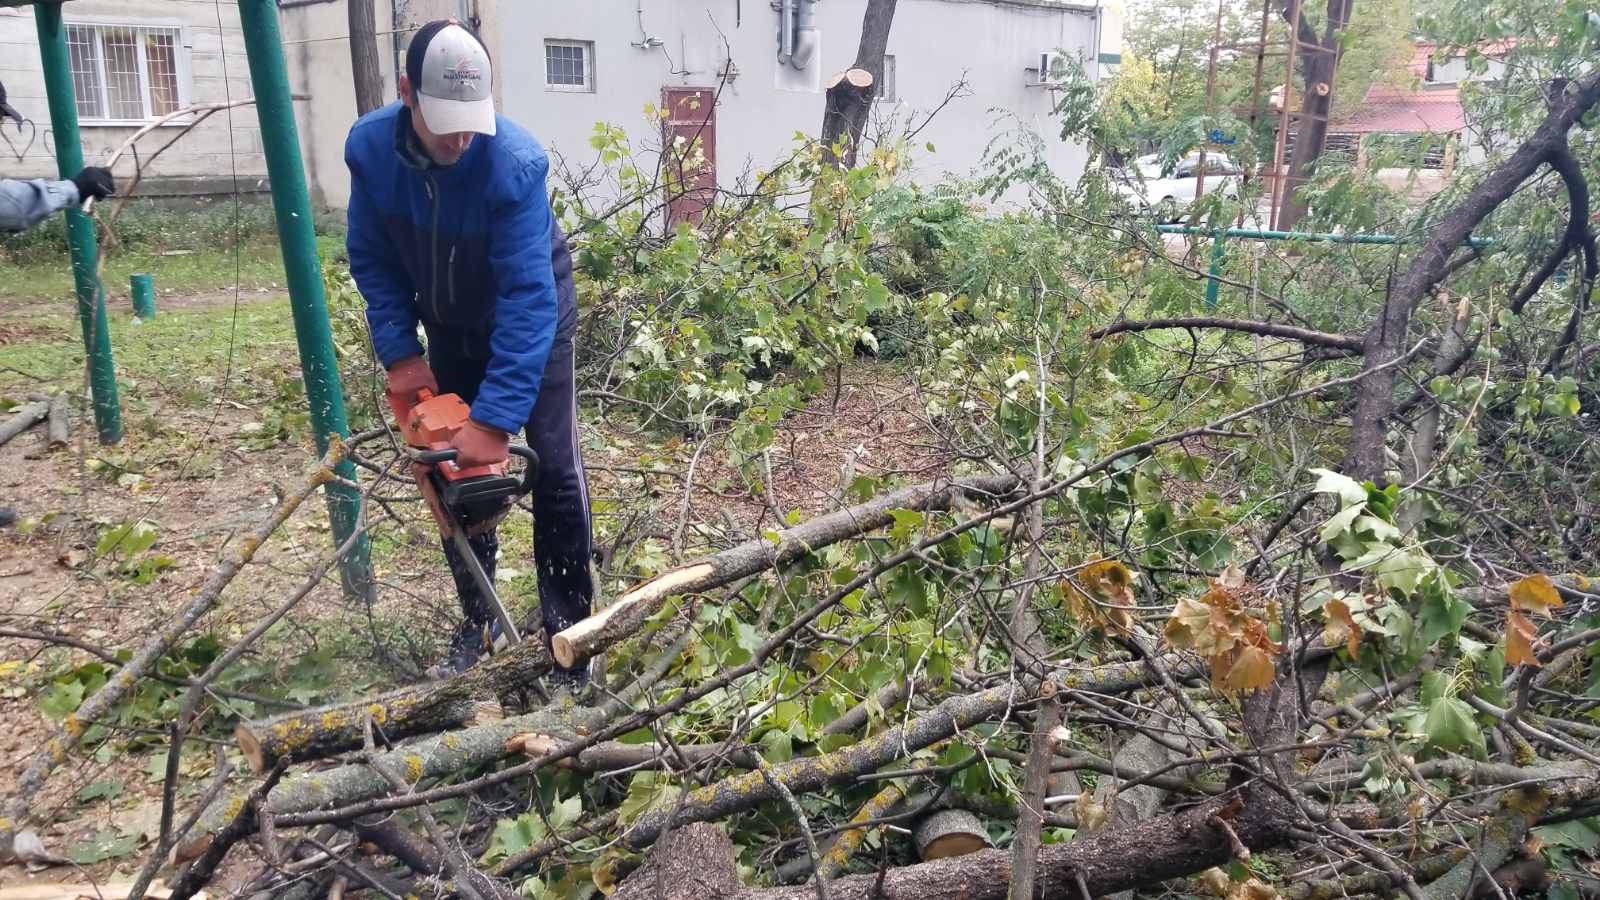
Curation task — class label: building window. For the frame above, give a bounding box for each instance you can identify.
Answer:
[545,40,595,93]
[67,22,189,124]
[878,55,897,103]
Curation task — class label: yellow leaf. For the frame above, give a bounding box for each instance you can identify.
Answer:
[1164,596,1212,649]
[1229,878,1280,900]
[1224,645,1277,692]
[1073,791,1109,832]
[1067,560,1139,635]
[1505,609,1543,669]
[1322,599,1363,657]
[1509,574,1563,616]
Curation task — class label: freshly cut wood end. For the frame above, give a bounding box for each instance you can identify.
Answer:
[553,562,714,667]
[912,808,992,861]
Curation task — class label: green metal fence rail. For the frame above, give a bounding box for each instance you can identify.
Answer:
[1156,224,1498,309]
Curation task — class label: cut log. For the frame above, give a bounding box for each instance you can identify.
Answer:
[611,824,741,900]
[46,394,69,447]
[552,474,1021,668]
[234,620,551,772]
[913,809,991,861]
[0,400,49,448]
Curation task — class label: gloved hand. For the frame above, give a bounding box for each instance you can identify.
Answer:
[450,419,510,467]
[71,167,115,202]
[385,355,438,411]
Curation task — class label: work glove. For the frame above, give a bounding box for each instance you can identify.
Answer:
[71,167,115,202]
[450,419,510,468]
[385,355,438,412]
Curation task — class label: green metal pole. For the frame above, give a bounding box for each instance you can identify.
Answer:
[35,4,122,445]
[130,274,156,319]
[1204,231,1226,310]
[236,0,371,597]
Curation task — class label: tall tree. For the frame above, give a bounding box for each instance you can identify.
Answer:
[349,0,385,117]
[819,0,898,169]
[1277,0,1354,230]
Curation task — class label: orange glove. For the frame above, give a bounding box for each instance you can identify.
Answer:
[450,418,510,467]
[386,355,438,410]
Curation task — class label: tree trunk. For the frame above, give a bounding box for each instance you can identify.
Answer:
[819,0,898,168]
[1276,0,1353,232]
[348,0,385,117]
[1342,70,1600,482]
[552,474,1020,669]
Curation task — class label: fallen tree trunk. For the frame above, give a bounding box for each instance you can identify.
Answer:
[613,787,1291,900]
[236,684,481,773]
[189,700,611,855]
[552,474,1021,668]
[235,632,552,772]
[0,400,49,448]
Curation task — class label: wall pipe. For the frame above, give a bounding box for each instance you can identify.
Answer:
[237,0,373,597]
[777,0,794,64]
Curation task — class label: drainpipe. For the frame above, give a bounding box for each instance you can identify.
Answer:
[777,0,793,65]
[791,0,819,69]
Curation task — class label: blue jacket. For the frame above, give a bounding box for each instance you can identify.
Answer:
[344,102,577,434]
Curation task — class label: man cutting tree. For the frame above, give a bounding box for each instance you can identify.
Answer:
[342,19,593,685]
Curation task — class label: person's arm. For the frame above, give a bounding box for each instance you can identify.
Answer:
[0,178,78,232]
[344,148,422,368]
[470,155,560,434]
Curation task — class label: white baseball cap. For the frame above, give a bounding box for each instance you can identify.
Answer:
[407,20,496,136]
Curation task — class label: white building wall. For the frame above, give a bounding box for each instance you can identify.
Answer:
[0,0,266,192]
[499,0,1106,198]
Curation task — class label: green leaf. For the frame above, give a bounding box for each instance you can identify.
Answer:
[888,508,925,543]
[77,780,124,803]
[1310,468,1367,508]
[67,829,142,865]
[1422,696,1484,756]
[1533,818,1600,853]
[38,678,86,721]
[1319,504,1366,543]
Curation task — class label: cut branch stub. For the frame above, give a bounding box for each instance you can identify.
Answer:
[826,68,874,91]
[552,474,1021,668]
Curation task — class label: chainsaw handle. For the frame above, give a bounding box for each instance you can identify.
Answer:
[413,445,541,493]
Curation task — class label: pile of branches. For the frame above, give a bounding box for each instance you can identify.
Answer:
[4,67,1600,900]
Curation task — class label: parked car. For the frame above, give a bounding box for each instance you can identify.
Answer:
[1112,153,1243,221]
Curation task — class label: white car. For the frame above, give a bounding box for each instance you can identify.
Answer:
[1112,153,1243,220]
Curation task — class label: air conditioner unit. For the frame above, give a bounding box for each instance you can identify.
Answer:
[1037,51,1066,85]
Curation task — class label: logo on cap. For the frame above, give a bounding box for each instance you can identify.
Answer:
[443,56,482,92]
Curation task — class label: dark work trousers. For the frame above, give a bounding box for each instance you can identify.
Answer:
[426,328,594,673]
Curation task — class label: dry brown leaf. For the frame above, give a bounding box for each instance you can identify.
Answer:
[1067,560,1139,635]
[1224,645,1278,692]
[1229,878,1280,900]
[1505,609,1544,668]
[1322,598,1363,657]
[1509,574,1564,616]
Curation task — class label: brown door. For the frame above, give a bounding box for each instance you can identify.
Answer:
[662,87,717,228]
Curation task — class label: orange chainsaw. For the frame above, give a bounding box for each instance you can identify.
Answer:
[390,388,539,648]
